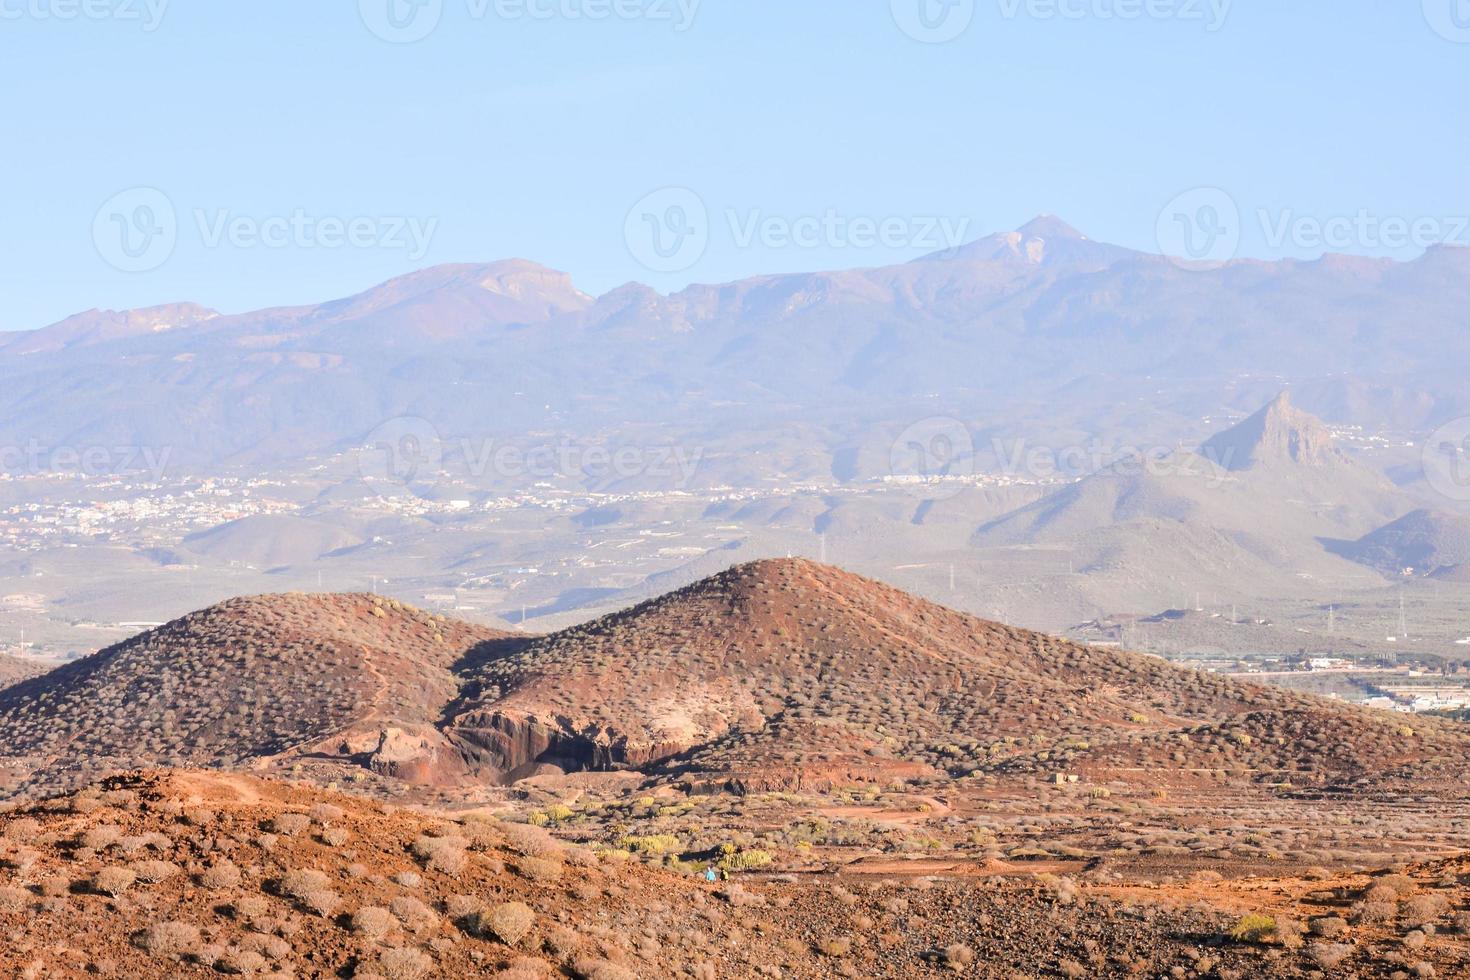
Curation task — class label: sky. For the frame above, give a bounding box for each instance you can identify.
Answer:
[1,0,1467,331]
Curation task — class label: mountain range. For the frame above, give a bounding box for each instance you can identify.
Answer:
[4,218,1470,477]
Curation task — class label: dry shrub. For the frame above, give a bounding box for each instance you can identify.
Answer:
[238,932,292,960]
[445,894,483,925]
[573,961,637,980]
[1308,916,1349,939]
[377,946,434,980]
[232,895,270,921]
[1403,894,1448,927]
[353,906,396,941]
[476,901,535,946]
[132,921,201,959]
[320,826,351,848]
[300,889,341,917]
[817,937,852,957]
[199,860,242,889]
[1309,943,1354,969]
[309,803,344,826]
[502,824,561,858]
[1355,901,1398,925]
[2,817,40,839]
[92,866,136,897]
[218,948,268,974]
[269,813,311,837]
[393,871,422,888]
[279,868,330,898]
[82,826,122,850]
[129,860,181,883]
[428,847,466,876]
[944,944,976,971]
[0,886,29,912]
[515,857,563,883]
[391,895,440,933]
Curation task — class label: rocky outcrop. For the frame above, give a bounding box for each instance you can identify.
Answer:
[448,710,701,784]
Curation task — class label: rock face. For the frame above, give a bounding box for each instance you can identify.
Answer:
[1201,390,1344,471]
[447,710,695,784]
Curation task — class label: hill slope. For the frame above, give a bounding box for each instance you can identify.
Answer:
[1326,508,1470,578]
[446,559,1470,793]
[0,594,516,797]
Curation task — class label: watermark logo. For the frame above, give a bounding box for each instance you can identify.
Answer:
[624,187,973,274]
[359,417,445,488]
[92,190,438,272]
[0,440,173,481]
[996,0,1231,31]
[1423,0,1470,42]
[625,187,709,274]
[92,187,178,274]
[359,0,443,42]
[889,417,976,500]
[1156,186,1240,270]
[360,0,700,42]
[1423,418,1470,502]
[1259,209,1469,252]
[727,209,971,254]
[0,0,170,30]
[355,417,705,492]
[891,0,974,43]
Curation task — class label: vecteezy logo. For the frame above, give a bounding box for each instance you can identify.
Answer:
[624,187,709,274]
[1155,187,1241,270]
[359,0,443,43]
[889,417,975,500]
[92,187,178,273]
[1423,0,1470,42]
[1423,418,1470,502]
[891,0,974,43]
[358,417,444,490]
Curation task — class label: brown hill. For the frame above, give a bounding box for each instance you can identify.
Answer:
[0,594,517,798]
[0,655,47,691]
[446,559,1470,793]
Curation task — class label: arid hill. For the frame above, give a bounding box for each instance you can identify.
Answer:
[1327,509,1470,578]
[0,594,517,798]
[0,654,45,691]
[446,559,1470,794]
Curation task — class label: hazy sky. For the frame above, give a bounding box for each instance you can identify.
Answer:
[2,1,1467,331]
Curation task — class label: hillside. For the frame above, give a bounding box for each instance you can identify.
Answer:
[970,394,1408,615]
[6,769,1436,980]
[447,559,1470,794]
[0,594,516,798]
[1327,509,1470,578]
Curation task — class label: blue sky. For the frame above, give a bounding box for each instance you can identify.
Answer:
[1,1,1467,331]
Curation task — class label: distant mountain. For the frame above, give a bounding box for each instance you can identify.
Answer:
[2,220,1469,475]
[972,394,1407,611]
[1200,391,1347,472]
[181,514,366,569]
[1326,509,1470,578]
